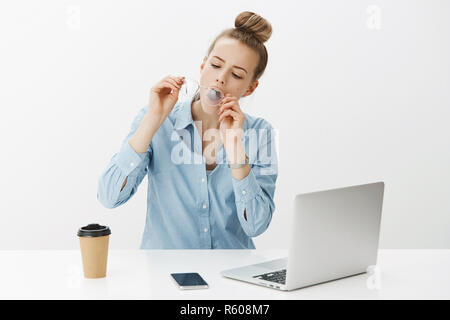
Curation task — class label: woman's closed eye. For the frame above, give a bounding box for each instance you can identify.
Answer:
[211,64,242,79]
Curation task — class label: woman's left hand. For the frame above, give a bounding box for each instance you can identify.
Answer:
[218,94,246,141]
[218,93,249,175]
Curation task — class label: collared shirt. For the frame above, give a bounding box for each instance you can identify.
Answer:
[97,94,278,249]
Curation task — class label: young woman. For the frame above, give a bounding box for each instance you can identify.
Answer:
[97,11,278,249]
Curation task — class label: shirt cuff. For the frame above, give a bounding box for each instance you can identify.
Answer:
[113,138,149,176]
[231,168,261,203]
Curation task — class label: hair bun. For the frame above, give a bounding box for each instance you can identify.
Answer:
[235,11,272,43]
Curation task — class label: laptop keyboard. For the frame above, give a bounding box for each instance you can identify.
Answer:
[253,269,286,284]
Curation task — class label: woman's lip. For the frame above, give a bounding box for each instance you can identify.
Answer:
[210,86,224,92]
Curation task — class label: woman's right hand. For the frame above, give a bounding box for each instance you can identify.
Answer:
[147,75,185,128]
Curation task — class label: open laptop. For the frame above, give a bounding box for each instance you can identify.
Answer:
[221,181,385,291]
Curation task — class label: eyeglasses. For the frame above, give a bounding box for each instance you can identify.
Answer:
[179,77,224,107]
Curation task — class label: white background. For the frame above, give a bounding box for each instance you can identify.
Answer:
[0,0,448,250]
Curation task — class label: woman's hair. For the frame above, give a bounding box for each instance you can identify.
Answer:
[193,11,272,101]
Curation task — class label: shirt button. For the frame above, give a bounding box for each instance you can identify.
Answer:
[204,228,208,233]
[202,204,207,209]
[130,162,134,167]
[201,178,205,183]
[242,190,246,195]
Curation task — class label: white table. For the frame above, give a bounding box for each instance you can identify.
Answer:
[0,249,449,299]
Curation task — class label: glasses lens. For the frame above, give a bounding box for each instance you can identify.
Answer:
[205,87,223,106]
[179,78,199,100]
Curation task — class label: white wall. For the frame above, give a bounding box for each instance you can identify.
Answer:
[0,0,449,249]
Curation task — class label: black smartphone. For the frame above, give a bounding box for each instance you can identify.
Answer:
[170,272,209,290]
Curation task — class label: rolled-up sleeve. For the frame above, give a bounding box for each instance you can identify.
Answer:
[97,106,153,209]
[231,123,278,237]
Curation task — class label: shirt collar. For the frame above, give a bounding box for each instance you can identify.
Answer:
[173,94,195,130]
[173,94,248,131]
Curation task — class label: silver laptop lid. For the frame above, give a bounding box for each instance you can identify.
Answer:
[285,182,385,290]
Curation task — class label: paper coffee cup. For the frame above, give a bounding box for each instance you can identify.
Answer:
[77,224,111,279]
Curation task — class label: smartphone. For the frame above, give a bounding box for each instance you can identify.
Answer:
[170,272,209,290]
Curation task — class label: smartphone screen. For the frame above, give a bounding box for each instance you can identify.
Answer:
[171,272,209,289]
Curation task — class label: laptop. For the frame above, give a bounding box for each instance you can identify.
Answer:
[221,181,385,291]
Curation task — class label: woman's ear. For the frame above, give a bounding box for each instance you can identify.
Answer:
[243,80,259,97]
[200,56,207,72]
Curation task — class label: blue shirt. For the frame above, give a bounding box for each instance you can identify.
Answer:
[97,94,278,249]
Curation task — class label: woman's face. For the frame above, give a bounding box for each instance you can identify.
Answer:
[198,37,259,112]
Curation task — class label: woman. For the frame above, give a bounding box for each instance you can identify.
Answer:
[97,11,278,249]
